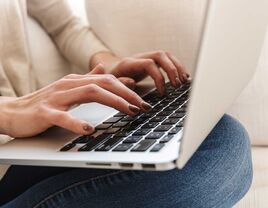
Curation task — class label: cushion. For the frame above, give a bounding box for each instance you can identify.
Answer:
[85,0,268,145]
[227,34,268,146]
[26,16,72,89]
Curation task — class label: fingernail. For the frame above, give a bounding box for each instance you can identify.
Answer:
[161,85,166,97]
[186,73,190,78]
[141,102,152,111]
[129,104,140,114]
[83,124,93,132]
[176,77,181,87]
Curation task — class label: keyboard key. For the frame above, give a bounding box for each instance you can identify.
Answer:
[78,134,112,151]
[121,116,136,122]
[169,94,180,99]
[171,100,184,106]
[146,132,165,139]
[154,125,172,132]
[72,136,94,144]
[175,108,186,113]
[113,112,126,117]
[154,103,167,110]
[113,121,129,128]
[150,143,165,152]
[146,100,157,106]
[114,130,132,137]
[162,118,181,125]
[150,116,166,122]
[169,127,182,134]
[123,136,143,143]
[139,114,151,120]
[170,112,185,118]
[179,105,187,111]
[132,118,148,126]
[164,106,178,111]
[103,127,121,134]
[132,128,151,136]
[163,97,174,103]
[112,143,133,152]
[157,111,173,116]
[171,90,183,95]
[95,123,112,130]
[95,137,123,151]
[141,122,158,129]
[123,123,141,131]
[103,117,122,124]
[60,143,75,151]
[160,135,174,143]
[131,140,156,152]
[176,122,184,127]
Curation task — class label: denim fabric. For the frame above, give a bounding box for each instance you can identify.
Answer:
[0,115,253,208]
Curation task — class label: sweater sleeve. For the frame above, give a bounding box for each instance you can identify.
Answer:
[27,0,109,72]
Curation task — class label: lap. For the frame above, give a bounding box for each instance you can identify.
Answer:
[1,115,253,208]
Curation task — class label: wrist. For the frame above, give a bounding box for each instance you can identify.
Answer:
[0,97,17,135]
[90,51,121,74]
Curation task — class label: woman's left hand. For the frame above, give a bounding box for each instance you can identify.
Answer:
[90,51,189,96]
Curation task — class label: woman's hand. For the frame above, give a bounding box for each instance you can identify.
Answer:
[90,51,189,96]
[0,65,151,138]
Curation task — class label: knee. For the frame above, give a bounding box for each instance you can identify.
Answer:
[206,114,253,207]
[214,114,251,149]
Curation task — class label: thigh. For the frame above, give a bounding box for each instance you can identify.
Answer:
[2,115,253,208]
[0,166,73,205]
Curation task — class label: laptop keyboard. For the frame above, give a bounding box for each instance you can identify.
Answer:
[60,81,191,153]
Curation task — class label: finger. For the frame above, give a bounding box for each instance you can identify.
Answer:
[93,76,151,111]
[89,64,106,75]
[144,52,180,87]
[118,77,136,90]
[48,109,95,135]
[136,51,182,87]
[166,52,189,82]
[56,75,151,112]
[62,64,106,81]
[59,84,141,116]
[127,59,166,96]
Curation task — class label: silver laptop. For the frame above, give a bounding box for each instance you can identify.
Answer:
[0,0,267,171]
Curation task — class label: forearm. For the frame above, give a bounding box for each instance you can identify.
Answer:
[0,97,15,135]
[28,0,110,72]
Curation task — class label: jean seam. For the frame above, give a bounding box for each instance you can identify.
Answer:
[32,170,126,208]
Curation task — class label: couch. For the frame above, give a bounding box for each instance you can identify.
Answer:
[1,0,267,207]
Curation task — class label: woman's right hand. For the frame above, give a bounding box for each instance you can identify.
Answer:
[0,64,152,138]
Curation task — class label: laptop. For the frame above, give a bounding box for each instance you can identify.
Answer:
[0,0,267,171]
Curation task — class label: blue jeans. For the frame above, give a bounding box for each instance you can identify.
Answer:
[0,115,252,208]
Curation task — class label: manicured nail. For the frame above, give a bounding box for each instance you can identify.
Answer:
[141,102,152,111]
[176,77,181,87]
[129,104,140,114]
[83,124,93,132]
[160,85,166,97]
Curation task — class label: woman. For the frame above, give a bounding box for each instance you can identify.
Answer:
[0,0,252,207]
